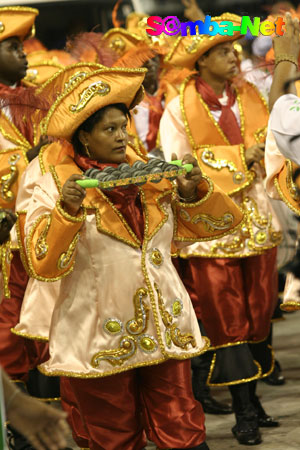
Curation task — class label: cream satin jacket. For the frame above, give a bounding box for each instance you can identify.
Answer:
[19,144,243,378]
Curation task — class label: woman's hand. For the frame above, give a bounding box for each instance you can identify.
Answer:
[0,209,17,244]
[173,153,202,201]
[244,143,265,168]
[62,174,86,216]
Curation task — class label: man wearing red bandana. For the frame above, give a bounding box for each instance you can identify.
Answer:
[160,12,282,447]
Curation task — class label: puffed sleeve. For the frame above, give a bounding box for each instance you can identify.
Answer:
[24,172,85,281]
[172,176,244,244]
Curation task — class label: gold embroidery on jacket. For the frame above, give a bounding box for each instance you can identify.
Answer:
[126,288,149,335]
[201,149,245,185]
[35,214,51,260]
[91,287,158,367]
[155,283,196,350]
[0,154,20,201]
[57,233,80,269]
[191,212,234,231]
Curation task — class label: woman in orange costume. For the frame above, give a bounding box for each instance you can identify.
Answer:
[160,13,282,446]
[20,66,243,450]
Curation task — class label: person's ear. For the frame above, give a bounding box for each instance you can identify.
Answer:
[78,129,89,147]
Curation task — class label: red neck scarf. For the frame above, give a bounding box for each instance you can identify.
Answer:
[74,153,144,243]
[195,77,243,145]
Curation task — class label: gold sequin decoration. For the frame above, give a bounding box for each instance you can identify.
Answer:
[148,248,163,268]
[109,37,126,54]
[103,318,123,335]
[0,154,20,201]
[0,22,5,33]
[155,283,196,350]
[69,81,110,113]
[137,334,158,353]
[35,214,51,260]
[179,209,190,222]
[254,231,267,245]
[171,299,183,317]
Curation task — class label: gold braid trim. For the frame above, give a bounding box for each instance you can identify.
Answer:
[274,175,300,215]
[280,301,300,312]
[207,353,262,387]
[10,328,49,342]
[26,213,77,282]
[0,240,12,298]
[56,198,86,223]
[0,6,38,13]
[38,339,210,378]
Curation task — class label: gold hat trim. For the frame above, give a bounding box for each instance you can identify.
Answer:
[164,12,242,65]
[40,66,146,136]
[0,6,38,14]
[103,27,144,42]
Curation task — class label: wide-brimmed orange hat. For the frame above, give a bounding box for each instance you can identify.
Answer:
[0,6,38,42]
[40,67,146,141]
[164,13,242,70]
[103,27,145,56]
[22,51,64,87]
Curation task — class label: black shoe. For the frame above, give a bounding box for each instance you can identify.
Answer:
[262,361,285,386]
[232,405,262,446]
[170,443,210,450]
[252,395,279,428]
[198,395,233,415]
[232,422,262,446]
[258,414,279,427]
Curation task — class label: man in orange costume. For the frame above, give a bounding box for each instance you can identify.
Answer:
[160,13,281,446]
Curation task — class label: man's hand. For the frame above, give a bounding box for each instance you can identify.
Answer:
[173,153,202,201]
[273,12,300,61]
[244,143,265,168]
[0,209,16,244]
[62,174,86,216]
[182,0,205,21]
[269,12,300,110]
[7,392,69,450]
[26,135,49,162]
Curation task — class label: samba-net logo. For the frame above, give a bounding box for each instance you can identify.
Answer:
[146,15,285,37]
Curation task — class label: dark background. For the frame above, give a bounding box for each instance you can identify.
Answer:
[0,0,298,49]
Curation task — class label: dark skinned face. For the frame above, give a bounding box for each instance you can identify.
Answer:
[142,56,159,95]
[79,107,129,164]
[197,42,238,82]
[0,37,28,85]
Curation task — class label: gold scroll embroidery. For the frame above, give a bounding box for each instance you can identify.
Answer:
[57,233,80,270]
[69,81,110,113]
[191,212,234,232]
[0,154,20,201]
[91,287,158,367]
[155,283,196,350]
[35,215,51,260]
[201,149,245,184]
